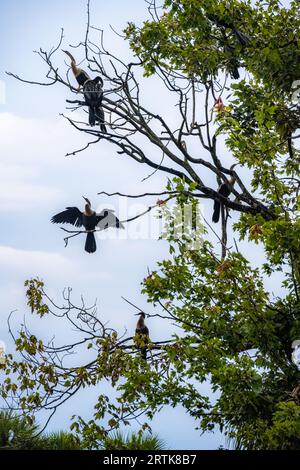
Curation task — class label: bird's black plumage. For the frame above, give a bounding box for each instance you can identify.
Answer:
[209,14,249,79]
[85,232,97,253]
[51,198,124,253]
[208,14,250,46]
[135,312,149,360]
[83,77,107,132]
[232,29,250,47]
[225,46,240,79]
[230,66,240,80]
[212,177,236,223]
[51,207,83,227]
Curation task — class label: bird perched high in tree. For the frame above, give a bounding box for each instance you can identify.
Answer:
[224,44,241,80]
[51,197,124,253]
[212,165,238,223]
[63,50,106,131]
[208,15,250,80]
[134,312,149,360]
[83,77,107,132]
[62,50,91,88]
[208,14,250,47]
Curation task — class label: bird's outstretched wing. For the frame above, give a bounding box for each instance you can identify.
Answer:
[51,207,83,227]
[96,209,125,230]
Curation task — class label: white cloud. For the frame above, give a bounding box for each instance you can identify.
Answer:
[0,112,78,165]
[0,245,111,282]
[0,245,76,279]
[0,162,64,211]
[0,112,72,210]
[0,111,169,212]
[0,111,114,212]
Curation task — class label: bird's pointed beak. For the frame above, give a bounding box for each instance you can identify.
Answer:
[134,312,146,318]
[82,196,91,206]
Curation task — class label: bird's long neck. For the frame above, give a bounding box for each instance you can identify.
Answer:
[137,316,145,329]
[63,51,78,75]
[84,203,93,216]
[228,176,236,187]
[219,176,236,193]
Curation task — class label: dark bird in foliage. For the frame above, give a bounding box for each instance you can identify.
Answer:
[225,45,240,79]
[208,14,250,46]
[212,166,238,223]
[83,77,107,132]
[135,312,149,360]
[51,197,124,253]
[209,14,250,79]
[229,64,240,80]
[62,50,91,88]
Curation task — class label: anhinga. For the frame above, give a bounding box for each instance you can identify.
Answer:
[51,197,124,253]
[62,50,91,88]
[63,50,106,131]
[225,45,241,79]
[134,312,149,360]
[208,15,250,80]
[229,63,240,80]
[208,15,250,47]
[83,77,107,132]
[212,166,237,223]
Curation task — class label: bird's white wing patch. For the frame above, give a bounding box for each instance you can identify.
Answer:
[97,209,115,216]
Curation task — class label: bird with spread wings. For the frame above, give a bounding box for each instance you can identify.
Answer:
[51,197,124,253]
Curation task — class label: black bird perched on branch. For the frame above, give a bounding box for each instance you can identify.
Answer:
[209,14,249,79]
[134,312,149,360]
[228,61,240,80]
[63,50,106,131]
[212,166,238,223]
[208,14,250,46]
[51,197,124,253]
[225,44,241,79]
[83,77,107,132]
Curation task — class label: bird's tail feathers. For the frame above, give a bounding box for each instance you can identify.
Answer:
[141,347,147,360]
[230,67,240,80]
[89,107,96,127]
[94,107,107,133]
[212,200,221,223]
[85,232,97,253]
